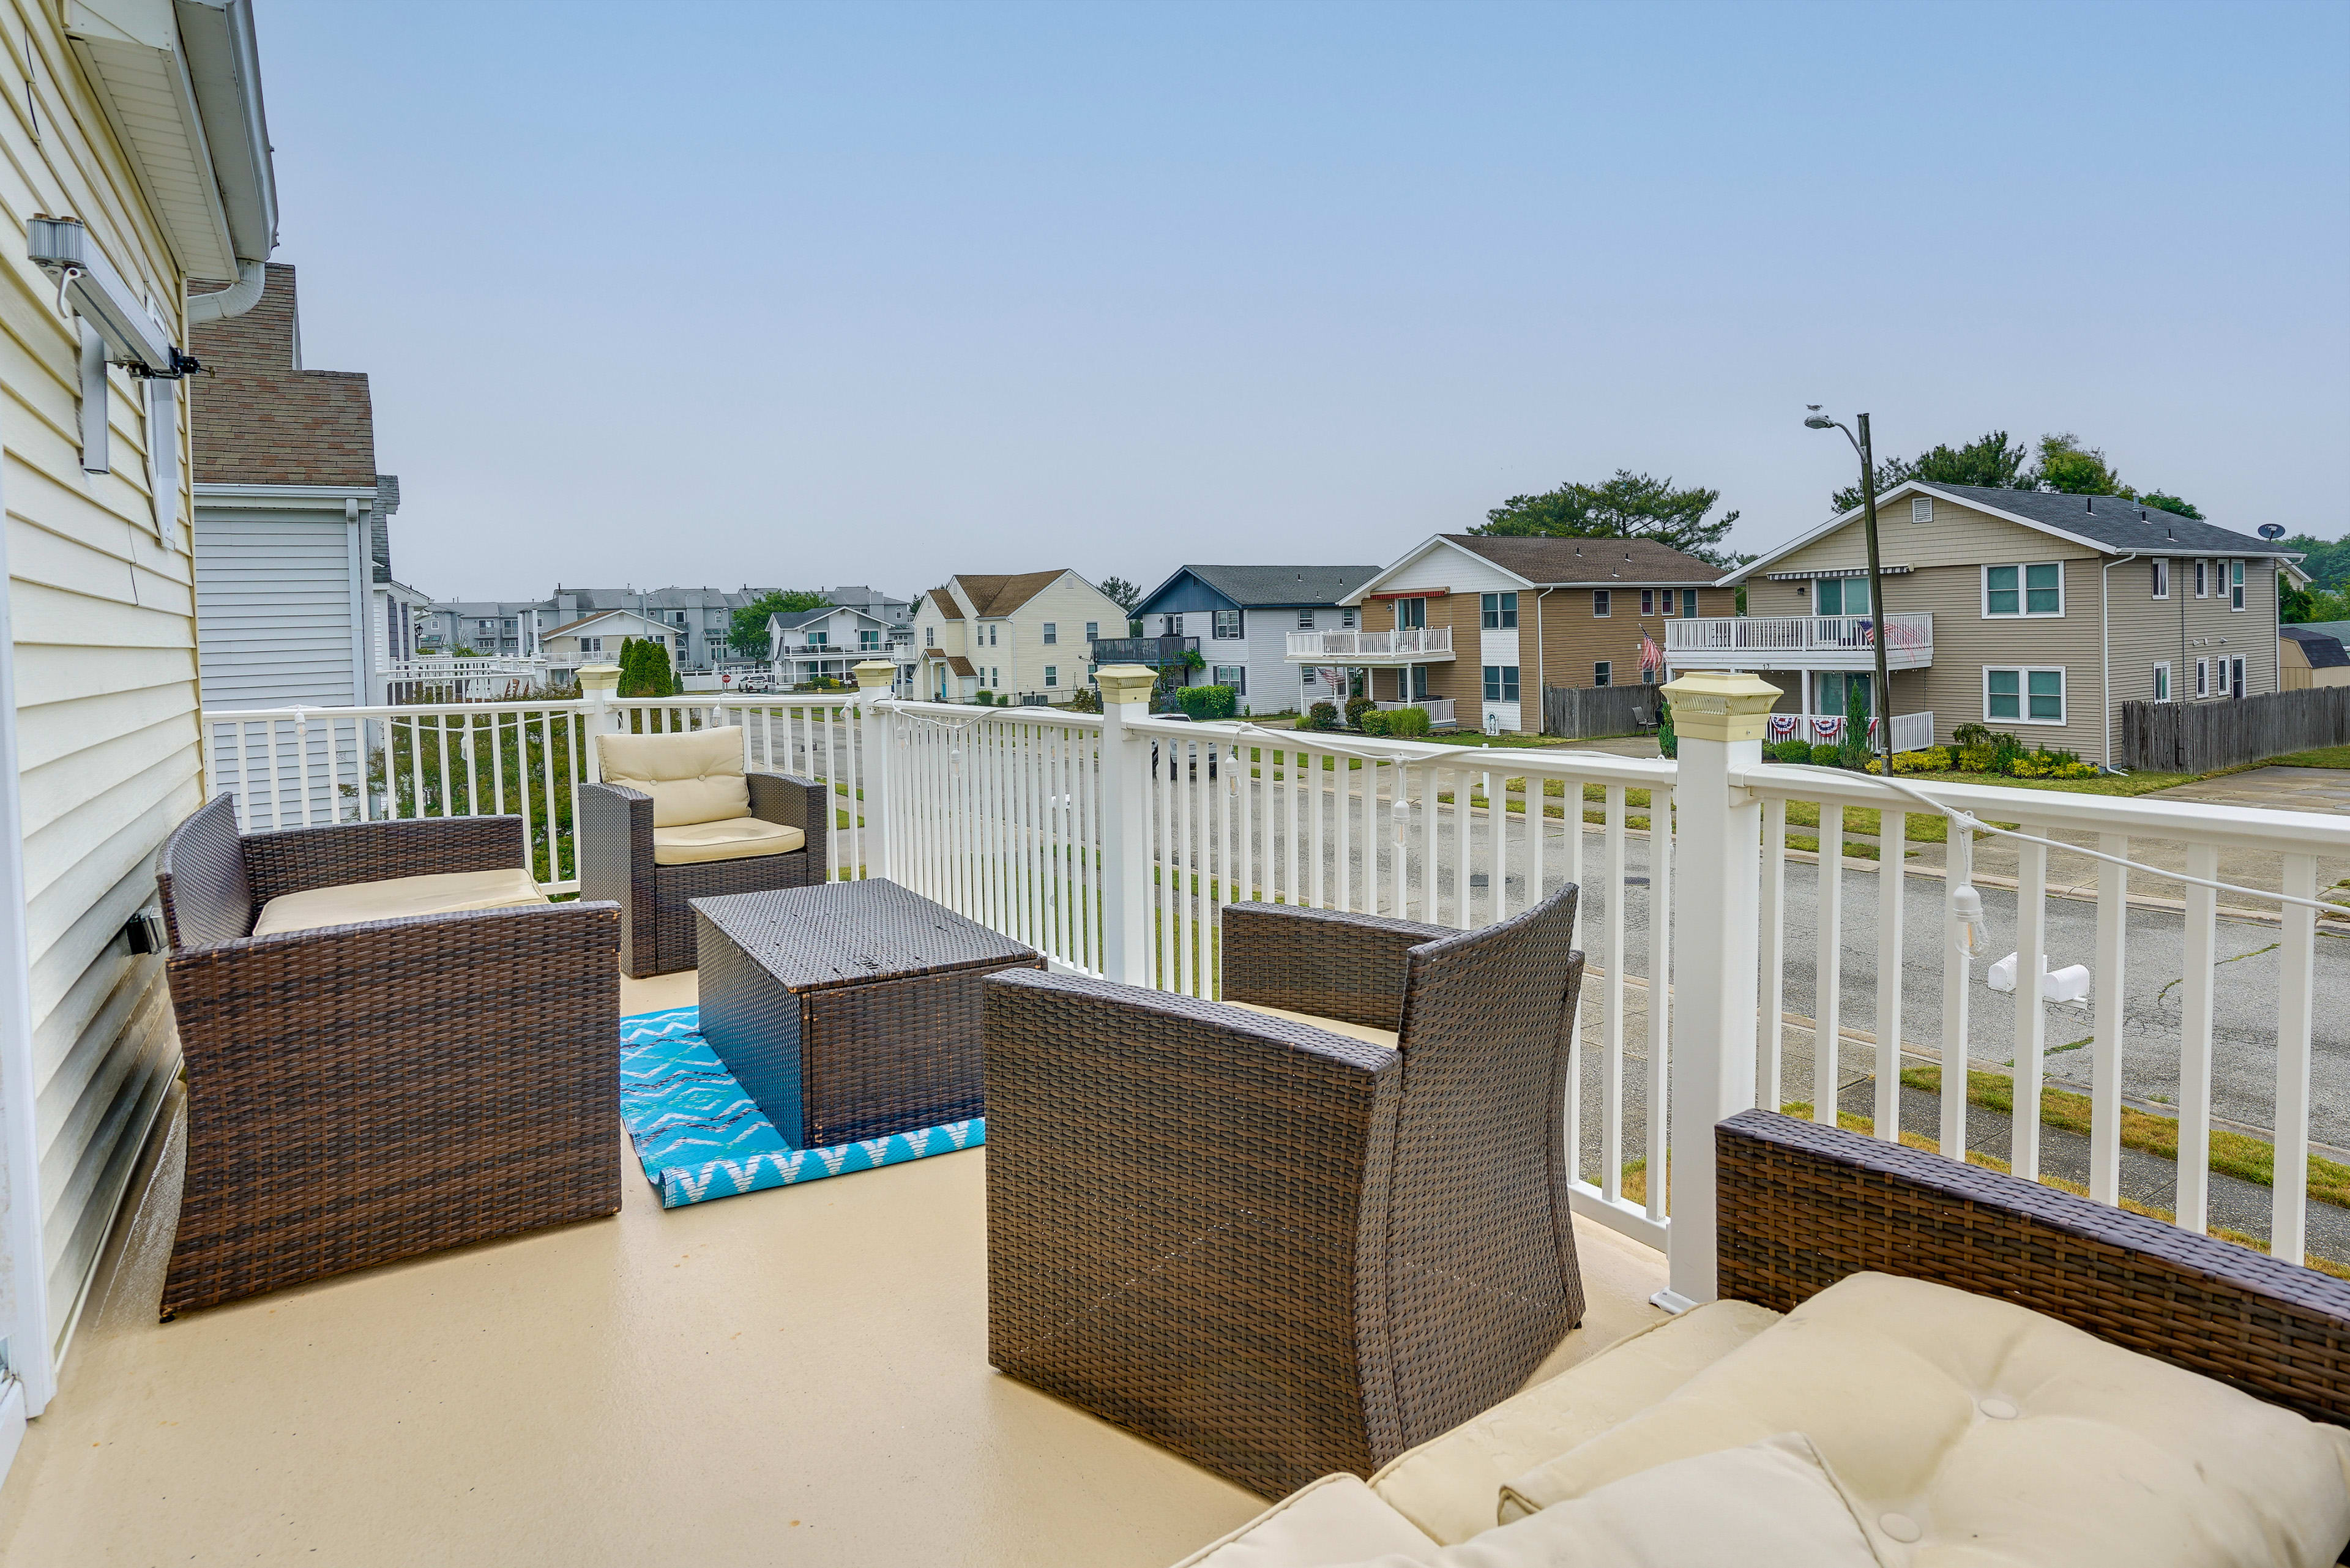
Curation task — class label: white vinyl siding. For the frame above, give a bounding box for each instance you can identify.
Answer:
[1,6,203,1395]
[194,510,360,708]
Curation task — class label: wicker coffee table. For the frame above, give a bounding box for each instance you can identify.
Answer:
[693,878,1042,1148]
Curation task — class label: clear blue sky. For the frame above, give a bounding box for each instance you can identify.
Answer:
[259,0,2349,601]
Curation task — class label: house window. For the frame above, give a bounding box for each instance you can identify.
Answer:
[1911,496,1933,524]
[991,667,1000,687]
[925,626,936,647]
[2195,658,2209,697]
[1640,589,1655,616]
[1483,665,1520,702]
[1984,562,2062,616]
[1592,589,1610,618]
[1045,665,1058,687]
[1682,590,1698,618]
[1812,671,1874,716]
[1409,665,1430,700]
[580,637,602,653]
[2215,657,2230,696]
[1815,577,1870,615]
[1043,622,1058,644]
[807,631,827,647]
[1213,610,1244,640]
[1481,592,1518,628]
[1084,621,1099,641]
[2150,559,2169,599]
[860,629,880,649]
[1394,598,1426,630]
[988,624,999,646]
[1212,664,1247,693]
[1297,608,1316,630]
[2194,559,2209,598]
[1985,666,2064,724]
[2231,559,2245,610]
[1593,661,1612,687]
[2153,662,2171,701]
[1641,665,1656,684]
[1341,608,1356,628]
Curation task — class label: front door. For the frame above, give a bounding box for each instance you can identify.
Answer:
[1394,598,1426,630]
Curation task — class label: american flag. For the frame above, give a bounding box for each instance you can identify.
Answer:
[1638,633,1663,675]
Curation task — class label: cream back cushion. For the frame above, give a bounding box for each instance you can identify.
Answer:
[597,726,748,827]
[1501,1271,2350,1567]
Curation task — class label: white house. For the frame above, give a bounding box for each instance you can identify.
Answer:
[1130,564,1383,715]
[767,603,911,687]
[0,0,280,1462]
[538,608,681,671]
[912,571,1131,703]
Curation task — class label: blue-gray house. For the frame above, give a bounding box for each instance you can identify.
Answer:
[1131,564,1383,715]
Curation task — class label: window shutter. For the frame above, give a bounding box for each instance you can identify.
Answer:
[1910,496,1933,524]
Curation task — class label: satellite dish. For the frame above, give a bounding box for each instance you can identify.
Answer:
[2259,523,2287,540]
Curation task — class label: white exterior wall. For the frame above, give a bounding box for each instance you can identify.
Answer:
[0,0,209,1403]
[193,509,360,708]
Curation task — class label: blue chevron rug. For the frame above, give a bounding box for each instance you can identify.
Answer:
[619,1006,985,1208]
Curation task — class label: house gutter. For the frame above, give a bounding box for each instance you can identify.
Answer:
[2101,553,2136,771]
[185,260,265,323]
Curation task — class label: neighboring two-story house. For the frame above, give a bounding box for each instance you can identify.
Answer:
[1696,482,2302,767]
[767,603,909,687]
[535,607,679,669]
[1324,535,1732,733]
[190,263,409,707]
[1130,565,1382,715]
[420,585,782,672]
[912,571,1130,703]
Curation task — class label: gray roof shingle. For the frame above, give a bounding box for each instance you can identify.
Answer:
[2282,626,2350,668]
[1445,534,1721,585]
[1171,565,1386,607]
[1918,484,2290,558]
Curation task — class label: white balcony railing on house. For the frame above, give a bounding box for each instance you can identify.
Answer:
[1666,613,1933,670]
[379,656,551,703]
[201,675,2349,1297]
[1285,627,1454,662]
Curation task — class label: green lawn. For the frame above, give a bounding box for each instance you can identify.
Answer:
[2272,745,2350,769]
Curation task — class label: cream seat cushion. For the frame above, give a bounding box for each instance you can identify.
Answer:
[1330,1435,1885,1568]
[1368,1297,1780,1544]
[1225,1000,1398,1050]
[651,818,805,867]
[597,726,748,827]
[252,868,547,937]
[1173,1474,1437,1568]
[1502,1271,2350,1567]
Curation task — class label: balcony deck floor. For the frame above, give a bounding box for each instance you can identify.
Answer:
[0,967,1669,1567]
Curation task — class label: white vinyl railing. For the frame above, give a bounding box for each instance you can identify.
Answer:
[1766,711,1935,752]
[200,673,2349,1297]
[1376,696,1457,728]
[1286,627,1453,660]
[1666,612,1932,659]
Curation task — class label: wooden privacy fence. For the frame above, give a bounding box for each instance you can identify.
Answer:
[1542,684,1656,738]
[2117,686,2350,773]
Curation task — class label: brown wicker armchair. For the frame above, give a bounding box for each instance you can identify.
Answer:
[983,884,1587,1499]
[576,752,828,979]
[152,796,622,1317]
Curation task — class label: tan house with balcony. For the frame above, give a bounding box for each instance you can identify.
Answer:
[912,570,1131,703]
[1319,534,1733,733]
[1697,482,2303,766]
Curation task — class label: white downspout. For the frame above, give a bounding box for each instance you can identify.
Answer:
[184,260,266,324]
[2101,554,2137,771]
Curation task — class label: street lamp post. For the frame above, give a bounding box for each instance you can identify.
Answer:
[1805,407,1895,775]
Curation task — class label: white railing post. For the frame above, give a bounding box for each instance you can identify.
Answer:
[1656,670,1778,1310]
[1095,664,1155,986]
[578,662,621,780]
[852,659,897,881]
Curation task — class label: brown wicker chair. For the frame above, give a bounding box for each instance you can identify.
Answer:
[577,764,827,979]
[983,884,1587,1499]
[1715,1107,2350,1430]
[153,796,622,1318]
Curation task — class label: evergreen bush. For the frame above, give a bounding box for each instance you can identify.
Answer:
[1305,701,1339,731]
[1657,695,1677,760]
[1177,684,1238,721]
[1344,695,1376,730]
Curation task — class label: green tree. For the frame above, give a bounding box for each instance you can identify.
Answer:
[1830,430,2032,514]
[1473,470,1748,567]
[2030,432,2125,496]
[2283,533,2350,592]
[2138,491,2203,520]
[1097,577,1143,614]
[728,589,831,658]
[617,635,677,698]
